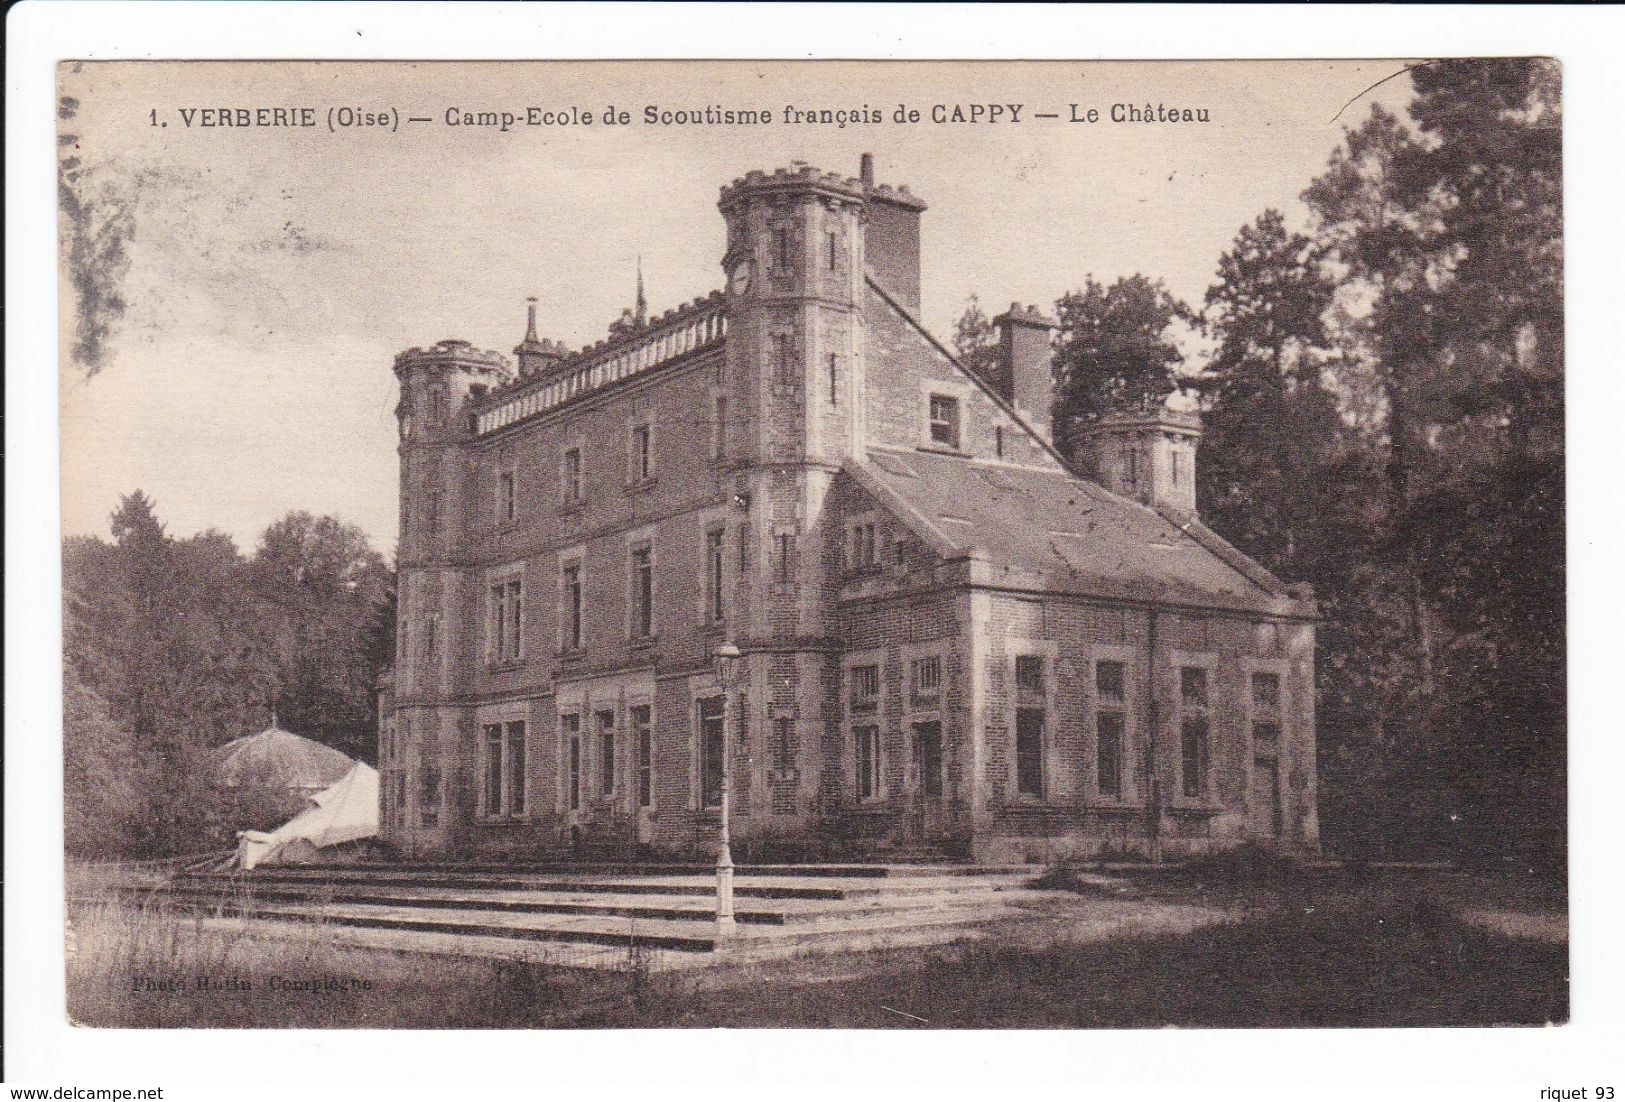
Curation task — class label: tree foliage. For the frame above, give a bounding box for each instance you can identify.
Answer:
[1051,275,1195,457]
[63,493,394,858]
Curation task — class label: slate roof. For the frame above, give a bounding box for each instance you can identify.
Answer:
[849,446,1314,618]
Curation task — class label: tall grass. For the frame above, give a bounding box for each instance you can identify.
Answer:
[65,891,664,1029]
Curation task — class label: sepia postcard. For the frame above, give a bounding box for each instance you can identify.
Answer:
[52,55,1567,1039]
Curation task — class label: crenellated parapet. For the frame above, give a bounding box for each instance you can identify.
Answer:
[718,161,926,212]
[393,338,512,380]
[471,292,728,436]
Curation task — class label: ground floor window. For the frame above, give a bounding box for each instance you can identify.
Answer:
[698,696,724,809]
[1015,708,1045,797]
[597,709,616,797]
[633,704,653,808]
[855,724,880,800]
[913,720,943,799]
[1096,711,1124,797]
[483,720,526,817]
[561,712,581,811]
[1181,716,1209,798]
[418,766,441,827]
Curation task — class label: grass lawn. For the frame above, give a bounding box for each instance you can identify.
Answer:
[67,859,1567,1029]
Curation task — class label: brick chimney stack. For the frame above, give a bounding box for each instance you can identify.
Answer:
[858,153,927,315]
[992,302,1056,441]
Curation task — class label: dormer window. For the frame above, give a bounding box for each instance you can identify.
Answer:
[928,394,961,449]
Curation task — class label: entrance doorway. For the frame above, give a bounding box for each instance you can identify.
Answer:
[910,720,943,840]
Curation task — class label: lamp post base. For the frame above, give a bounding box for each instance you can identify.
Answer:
[715,855,736,944]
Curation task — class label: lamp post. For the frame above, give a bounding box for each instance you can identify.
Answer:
[711,640,743,943]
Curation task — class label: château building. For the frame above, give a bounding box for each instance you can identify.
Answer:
[377,155,1319,863]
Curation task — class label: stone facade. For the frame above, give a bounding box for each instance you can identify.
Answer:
[379,156,1320,863]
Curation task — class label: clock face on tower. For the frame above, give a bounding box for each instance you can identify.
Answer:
[726,257,753,297]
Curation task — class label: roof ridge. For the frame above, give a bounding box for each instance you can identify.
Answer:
[862,272,1076,472]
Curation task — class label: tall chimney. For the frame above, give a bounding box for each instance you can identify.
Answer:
[992,303,1056,441]
[859,153,927,315]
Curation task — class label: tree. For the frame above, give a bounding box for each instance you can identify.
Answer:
[62,497,396,856]
[951,294,1001,385]
[1051,275,1194,458]
[1197,209,1338,577]
[248,512,393,761]
[1300,62,1565,865]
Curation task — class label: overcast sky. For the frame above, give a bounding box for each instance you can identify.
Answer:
[57,60,1413,555]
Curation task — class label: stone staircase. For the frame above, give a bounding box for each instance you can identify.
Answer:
[120,861,1052,965]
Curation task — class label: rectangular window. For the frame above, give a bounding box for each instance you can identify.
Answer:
[1182,666,1208,709]
[774,716,793,772]
[1172,449,1184,487]
[910,655,942,702]
[489,578,523,663]
[1252,670,1282,750]
[705,529,725,623]
[1252,671,1280,712]
[630,545,654,638]
[483,723,503,816]
[427,489,442,533]
[847,522,877,573]
[914,720,943,798]
[418,766,441,826]
[855,724,880,800]
[827,230,838,271]
[713,396,728,461]
[561,563,583,650]
[430,389,448,423]
[1096,660,1125,704]
[424,611,440,659]
[1096,711,1124,797]
[775,226,791,270]
[562,713,582,811]
[1016,708,1045,797]
[597,709,616,796]
[995,425,1004,458]
[1095,658,1127,798]
[1181,666,1210,798]
[1125,448,1140,491]
[928,394,961,449]
[774,333,795,385]
[776,531,796,582]
[850,664,880,714]
[1181,717,1209,798]
[633,704,653,808]
[506,721,527,815]
[497,470,517,524]
[698,696,724,810]
[1016,655,1046,695]
[829,353,839,405]
[630,423,652,481]
[562,447,583,505]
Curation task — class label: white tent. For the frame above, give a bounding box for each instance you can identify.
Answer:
[235,762,379,870]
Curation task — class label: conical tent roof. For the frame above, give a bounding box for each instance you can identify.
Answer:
[210,726,355,792]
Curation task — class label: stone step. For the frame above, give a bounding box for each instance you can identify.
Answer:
[144,890,1037,955]
[147,882,1007,927]
[234,860,1031,880]
[172,870,1033,901]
